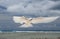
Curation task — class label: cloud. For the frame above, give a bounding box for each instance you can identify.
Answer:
[50,4,60,10]
[7,0,57,14]
[50,0,60,2]
[0,5,7,11]
[0,0,60,16]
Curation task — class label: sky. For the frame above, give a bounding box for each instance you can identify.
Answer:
[0,0,60,31]
[0,0,60,16]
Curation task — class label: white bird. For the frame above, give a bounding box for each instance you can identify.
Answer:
[13,16,59,28]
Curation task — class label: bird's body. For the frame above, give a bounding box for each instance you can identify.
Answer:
[13,16,59,28]
[20,19,32,27]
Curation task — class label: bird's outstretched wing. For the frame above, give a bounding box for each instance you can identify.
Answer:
[13,16,26,24]
[31,16,59,24]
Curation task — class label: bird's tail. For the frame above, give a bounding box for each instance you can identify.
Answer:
[19,24,33,28]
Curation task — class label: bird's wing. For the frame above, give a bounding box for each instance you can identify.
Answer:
[13,16,26,24]
[31,16,59,24]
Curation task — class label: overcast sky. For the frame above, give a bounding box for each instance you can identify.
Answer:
[0,0,60,16]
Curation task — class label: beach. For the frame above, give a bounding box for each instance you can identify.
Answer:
[0,31,60,39]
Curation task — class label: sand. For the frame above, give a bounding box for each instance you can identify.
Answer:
[0,32,60,39]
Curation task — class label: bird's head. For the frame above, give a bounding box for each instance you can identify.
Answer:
[22,16,25,18]
[28,18,32,21]
[21,16,26,19]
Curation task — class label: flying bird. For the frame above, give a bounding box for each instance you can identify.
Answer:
[13,16,59,28]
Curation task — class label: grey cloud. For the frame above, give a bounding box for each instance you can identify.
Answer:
[7,0,55,13]
[50,4,60,10]
[0,0,22,6]
[50,0,60,2]
[0,0,60,16]
[0,5,7,10]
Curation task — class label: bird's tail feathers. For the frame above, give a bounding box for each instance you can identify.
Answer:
[19,24,33,28]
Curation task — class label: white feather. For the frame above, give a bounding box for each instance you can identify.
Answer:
[31,16,59,24]
[20,24,33,28]
[13,16,26,24]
